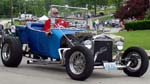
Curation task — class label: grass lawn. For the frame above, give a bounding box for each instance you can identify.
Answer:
[98,15,113,21]
[116,30,150,50]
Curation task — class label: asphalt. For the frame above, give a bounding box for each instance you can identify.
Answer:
[0,57,150,84]
[0,19,11,28]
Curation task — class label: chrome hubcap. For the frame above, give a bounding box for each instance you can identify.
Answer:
[126,52,142,72]
[2,43,10,61]
[69,51,86,75]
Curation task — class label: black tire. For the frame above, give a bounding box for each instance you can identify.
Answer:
[122,46,149,77]
[0,25,4,48]
[0,24,3,30]
[65,46,94,81]
[1,37,22,67]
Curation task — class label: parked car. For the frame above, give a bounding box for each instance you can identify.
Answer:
[19,14,33,20]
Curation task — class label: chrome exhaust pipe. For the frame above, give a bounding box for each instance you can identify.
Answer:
[94,65,127,69]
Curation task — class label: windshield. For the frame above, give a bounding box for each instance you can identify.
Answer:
[50,5,88,29]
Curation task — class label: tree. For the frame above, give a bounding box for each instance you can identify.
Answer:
[144,9,150,20]
[113,0,123,9]
[0,0,11,18]
[114,0,149,19]
[0,0,122,18]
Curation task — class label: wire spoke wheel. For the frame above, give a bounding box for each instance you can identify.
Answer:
[2,43,10,62]
[66,46,94,81]
[69,51,86,75]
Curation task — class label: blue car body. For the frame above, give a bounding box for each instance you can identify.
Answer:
[16,22,84,59]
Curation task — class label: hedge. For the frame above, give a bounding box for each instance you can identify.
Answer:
[125,20,150,30]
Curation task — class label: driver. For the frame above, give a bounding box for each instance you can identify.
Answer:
[43,7,69,33]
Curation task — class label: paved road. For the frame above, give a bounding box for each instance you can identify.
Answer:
[0,19,11,27]
[0,57,149,84]
[103,27,122,33]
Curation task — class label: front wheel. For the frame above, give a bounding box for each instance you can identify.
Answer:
[1,37,22,67]
[122,47,149,77]
[65,46,94,81]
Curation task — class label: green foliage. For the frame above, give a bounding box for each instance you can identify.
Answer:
[125,20,150,30]
[0,0,11,18]
[111,0,123,9]
[117,30,150,50]
[0,0,65,18]
[0,0,121,18]
[144,9,150,20]
[66,0,122,9]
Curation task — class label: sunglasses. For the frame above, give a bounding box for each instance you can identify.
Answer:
[53,12,59,15]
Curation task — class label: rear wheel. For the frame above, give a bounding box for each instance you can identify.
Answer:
[1,37,22,67]
[65,46,94,81]
[122,47,149,77]
[0,25,4,48]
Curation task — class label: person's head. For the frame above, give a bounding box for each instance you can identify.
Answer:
[48,7,59,18]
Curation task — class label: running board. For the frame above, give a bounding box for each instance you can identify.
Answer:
[27,60,61,65]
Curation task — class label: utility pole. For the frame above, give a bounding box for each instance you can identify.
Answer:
[50,0,52,8]
[25,0,28,20]
[18,0,21,19]
[149,0,150,12]
[94,0,97,16]
[10,0,13,25]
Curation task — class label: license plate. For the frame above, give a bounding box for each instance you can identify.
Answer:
[103,62,117,70]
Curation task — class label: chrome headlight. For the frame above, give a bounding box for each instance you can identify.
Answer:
[10,25,16,33]
[83,40,92,49]
[115,41,124,50]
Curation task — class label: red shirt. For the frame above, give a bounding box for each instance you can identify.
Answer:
[43,18,69,32]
